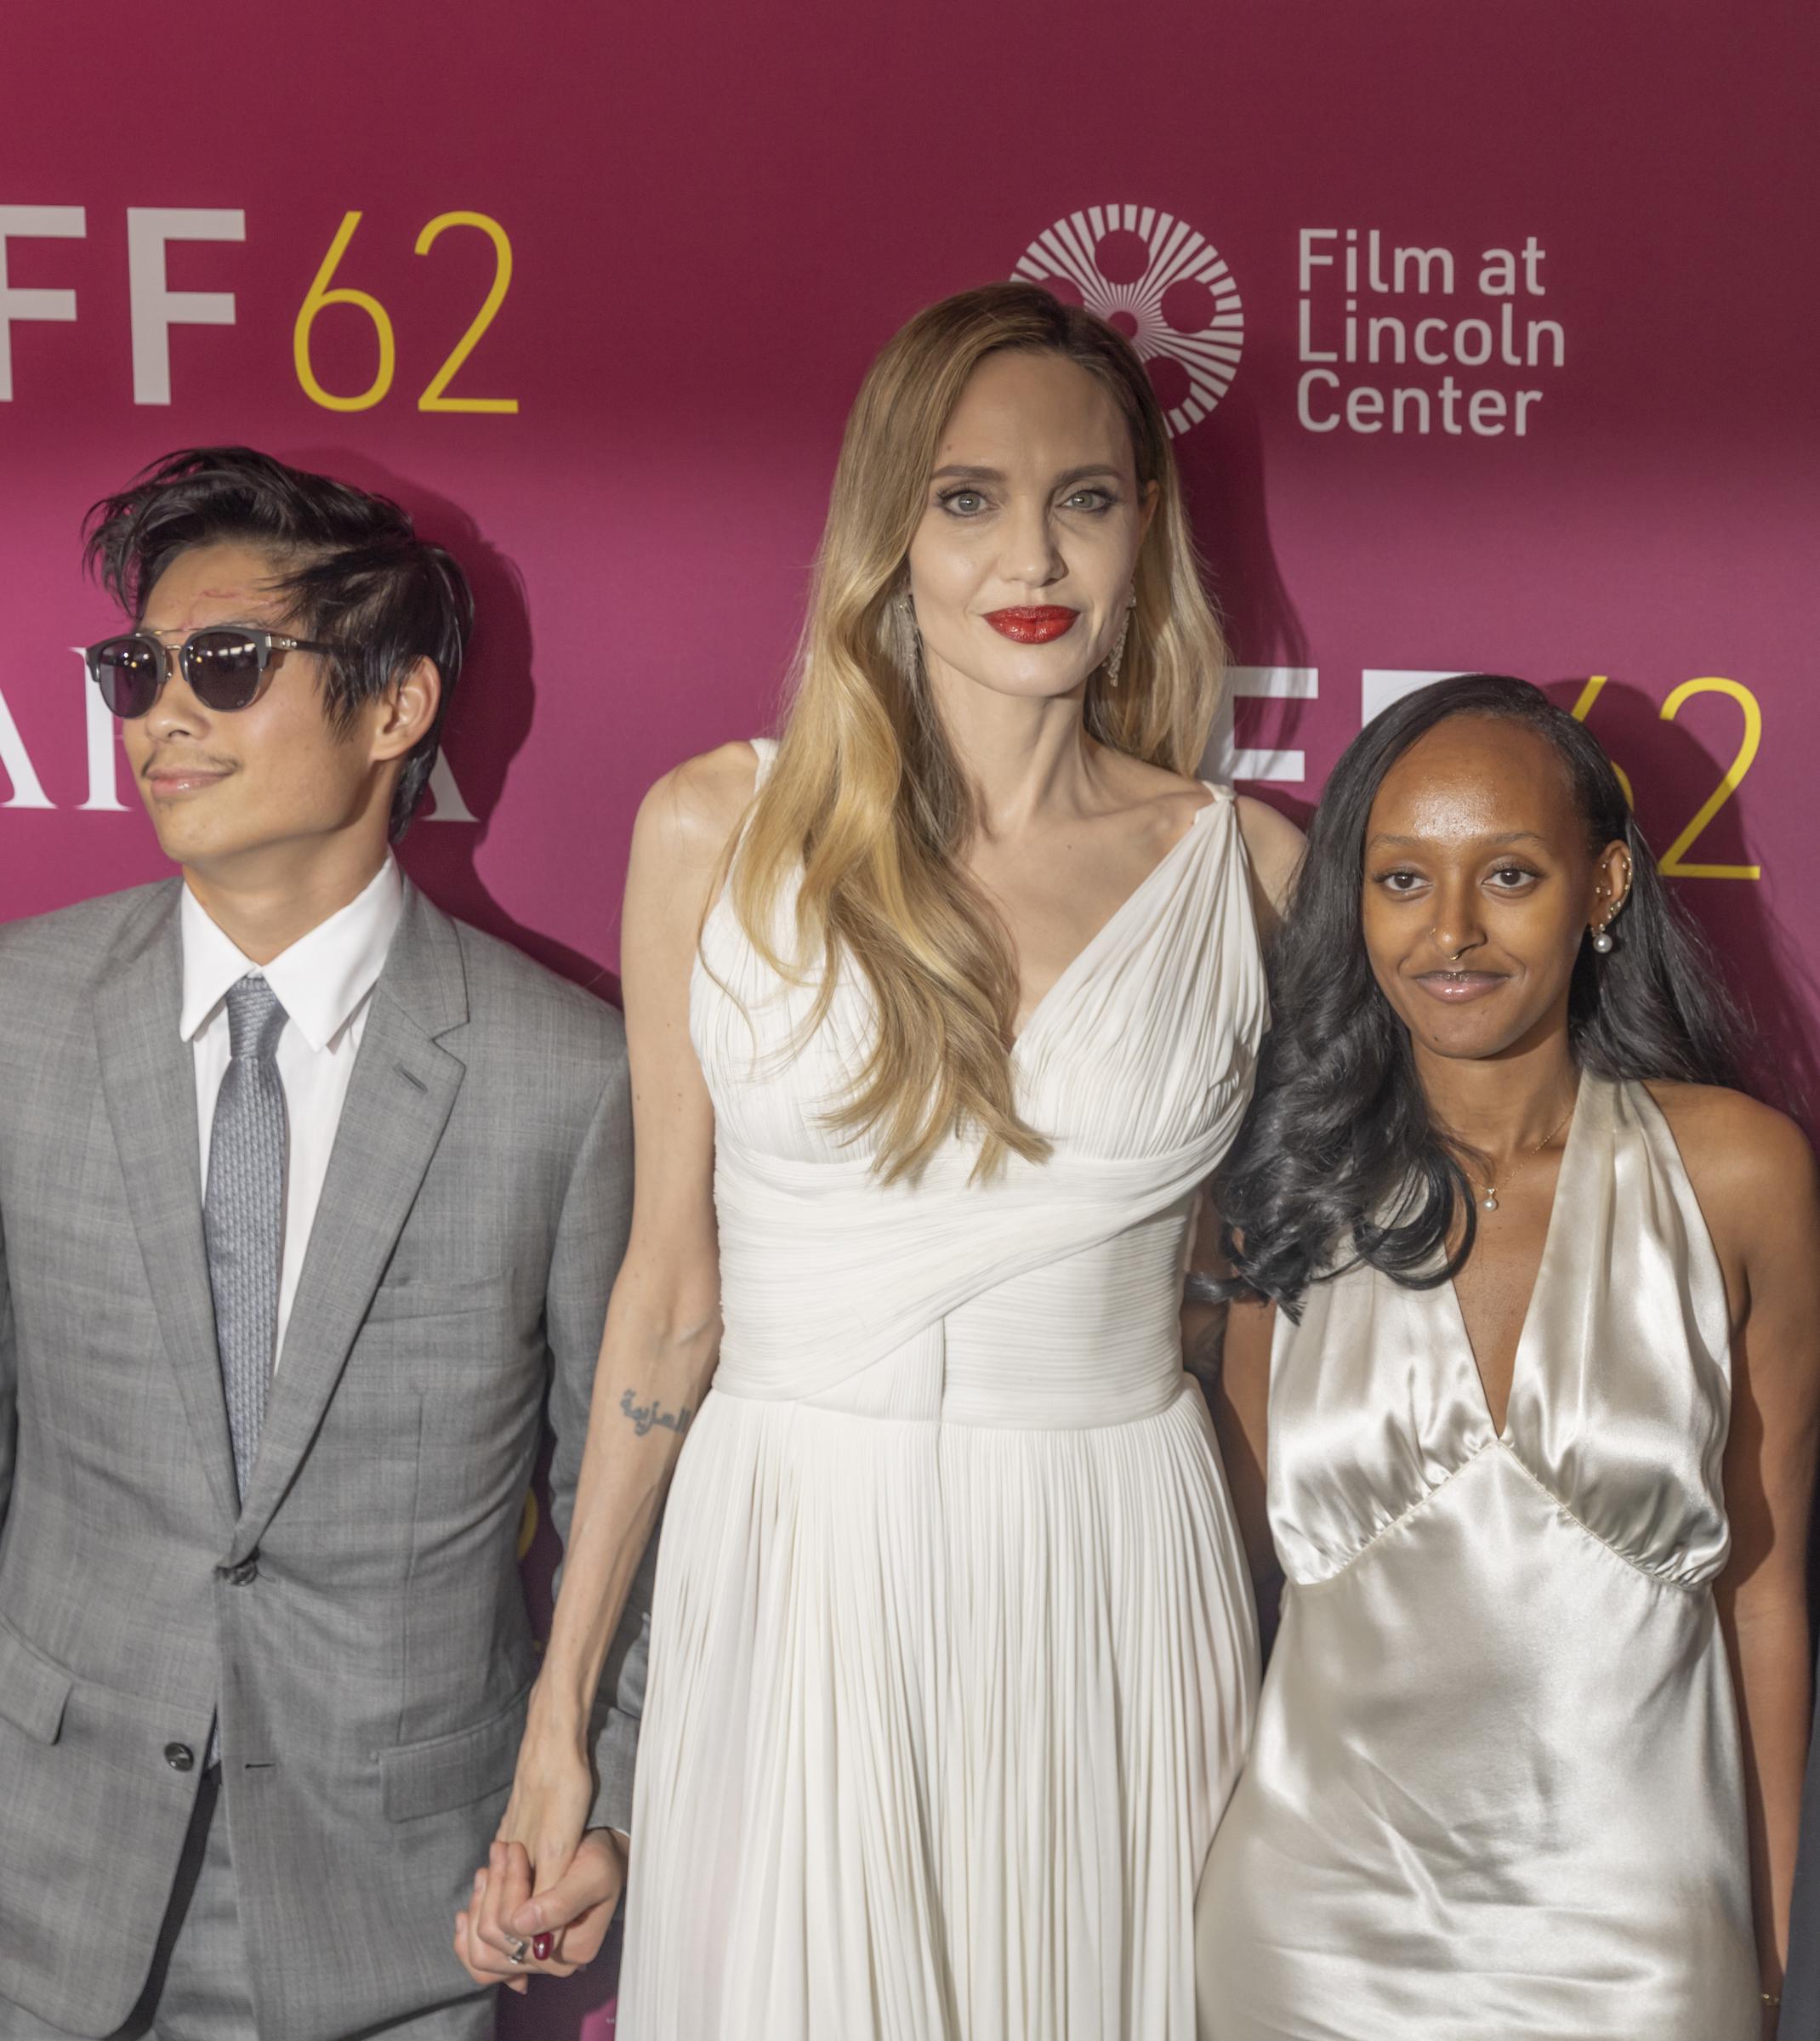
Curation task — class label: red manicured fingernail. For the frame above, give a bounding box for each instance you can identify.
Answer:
[532,1932,554,1962]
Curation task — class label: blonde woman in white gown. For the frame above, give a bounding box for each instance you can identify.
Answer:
[458,282,1301,2036]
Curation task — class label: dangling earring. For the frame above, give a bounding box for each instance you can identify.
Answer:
[1590,869,1627,953]
[888,589,921,684]
[1105,593,1136,689]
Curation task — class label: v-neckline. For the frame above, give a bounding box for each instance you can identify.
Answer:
[1442,1076,1590,1443]
[1008,788,1220,1054]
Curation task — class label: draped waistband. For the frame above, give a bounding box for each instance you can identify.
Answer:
[712,1122,1231,1402]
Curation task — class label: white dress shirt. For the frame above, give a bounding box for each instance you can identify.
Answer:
[181,858,406,1368]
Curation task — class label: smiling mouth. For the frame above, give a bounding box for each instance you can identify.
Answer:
[1413,970,1507,1003]
[984,606,1079,644]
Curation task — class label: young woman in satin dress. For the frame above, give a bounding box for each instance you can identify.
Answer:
[1195,675,1817,2039]
[457,282,1301,2038]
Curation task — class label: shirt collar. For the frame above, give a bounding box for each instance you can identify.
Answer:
[179,859,406,1053]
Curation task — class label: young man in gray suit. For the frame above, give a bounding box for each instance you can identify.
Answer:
[0,449,648,2039]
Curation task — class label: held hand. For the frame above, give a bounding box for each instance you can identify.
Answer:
[455,1832,627,1988]
[511,1827,628,1966]
[454,1720,595,1990]
[492,1720,595,1893]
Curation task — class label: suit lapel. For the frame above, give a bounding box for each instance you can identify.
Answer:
[229,887,469,1557]
[94,884,241,1528]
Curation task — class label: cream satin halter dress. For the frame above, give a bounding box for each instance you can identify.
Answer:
[617,742,1265,2040]
[1194,1073,1759,2038]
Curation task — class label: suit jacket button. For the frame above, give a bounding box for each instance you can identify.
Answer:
[163,1743,196,1772]
[220,1558,259,1587]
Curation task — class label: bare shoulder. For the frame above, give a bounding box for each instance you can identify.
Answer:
[1097,749,1213,833]
[1233,794,1306,930]
[633,740,764,877]
[1645,1079,1820,1242]
[1645,1079,1814,1185]
[1234,795,1305,889]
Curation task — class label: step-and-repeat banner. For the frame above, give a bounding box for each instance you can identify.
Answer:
[3,2,1814,2027]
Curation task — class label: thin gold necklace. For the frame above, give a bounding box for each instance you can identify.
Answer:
[1470,1089,1579,1213]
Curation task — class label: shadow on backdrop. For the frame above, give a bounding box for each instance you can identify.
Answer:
[1536,674,1819,1129]
[1180,381,1316,831]
[288,446,620,1007]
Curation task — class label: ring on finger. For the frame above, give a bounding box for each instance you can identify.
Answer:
[508,1937,529,1966]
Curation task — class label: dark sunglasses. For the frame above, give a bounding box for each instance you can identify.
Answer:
[83,624,337,720]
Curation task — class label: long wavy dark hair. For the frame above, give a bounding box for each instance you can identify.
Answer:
[1218,674,1745,1314]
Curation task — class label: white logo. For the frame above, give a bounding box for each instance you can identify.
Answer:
[1294,229,1563,440]
[1014,206,1243,435]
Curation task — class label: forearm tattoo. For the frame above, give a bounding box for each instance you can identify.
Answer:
[618,1387,693,1438]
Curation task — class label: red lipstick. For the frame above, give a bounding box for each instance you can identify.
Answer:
[984,606,1078,644]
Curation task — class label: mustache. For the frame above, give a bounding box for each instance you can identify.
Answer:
[139,750,238,779]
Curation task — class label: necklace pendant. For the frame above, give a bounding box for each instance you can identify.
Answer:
[1481,1191,1499,1212]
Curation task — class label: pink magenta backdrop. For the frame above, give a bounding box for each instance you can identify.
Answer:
[3,2,1817,2028]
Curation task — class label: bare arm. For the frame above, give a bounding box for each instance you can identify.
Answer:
[1184,794,1299,1383]
[1664,1086,1820,2013]
[1716,1123,1820,2008]
[456,1056,645,1993]
[1204,1274,1280,1650]
[497,743,759,1877]
[543,1046,644,1835]
[1194,796,1295,1636]
[1180,1183,1227,1407]
[1234,793,1304,946]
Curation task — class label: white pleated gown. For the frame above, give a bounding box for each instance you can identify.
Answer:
[616,747,1266,2041]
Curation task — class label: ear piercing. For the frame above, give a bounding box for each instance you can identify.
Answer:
[1590,877,1625,956]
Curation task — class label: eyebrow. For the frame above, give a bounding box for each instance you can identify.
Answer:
[140,614,281,639]
[1366,830,1554,849]
[929,463,1127,488]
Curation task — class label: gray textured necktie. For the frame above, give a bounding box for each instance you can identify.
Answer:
[203,975,289,1503]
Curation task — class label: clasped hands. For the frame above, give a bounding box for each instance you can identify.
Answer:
[455,1739,626,1995]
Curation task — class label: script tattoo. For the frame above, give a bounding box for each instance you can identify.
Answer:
[619,1387,693,1439]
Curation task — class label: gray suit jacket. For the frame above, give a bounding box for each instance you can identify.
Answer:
[0,879,651,2040]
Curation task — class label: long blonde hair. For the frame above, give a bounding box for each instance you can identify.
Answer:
[732,281,1227,1180]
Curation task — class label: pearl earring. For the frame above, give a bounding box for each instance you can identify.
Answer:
[1591,924,1615,955]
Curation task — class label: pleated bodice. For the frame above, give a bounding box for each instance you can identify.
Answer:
[1195,1074,1758,2039]
[689,740,1267,1423]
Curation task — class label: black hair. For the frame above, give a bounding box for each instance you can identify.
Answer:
[83,446,474,839]
[1217,673,1746,1314]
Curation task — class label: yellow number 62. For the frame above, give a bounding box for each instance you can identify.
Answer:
[293,209,519,415]
[414,212,517,413]
[1570,674,1761,881]
[1657,678,1760,880]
